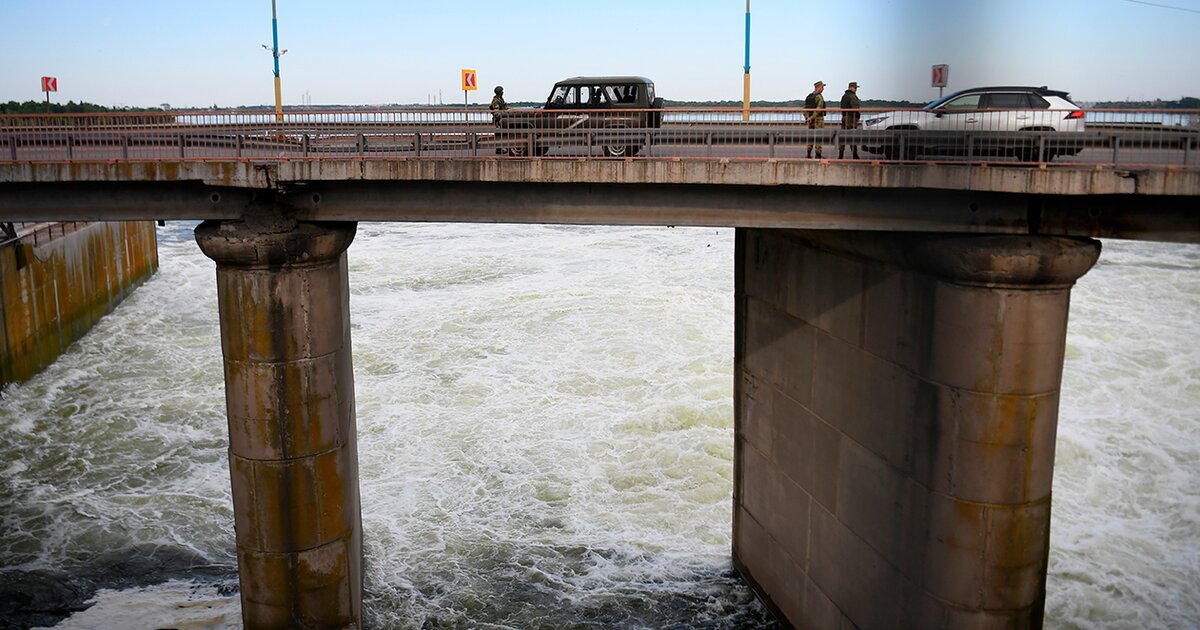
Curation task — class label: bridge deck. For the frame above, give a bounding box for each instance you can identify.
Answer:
[2,159,1197,243]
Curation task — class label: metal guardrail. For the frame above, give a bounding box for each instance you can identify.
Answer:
[0,221,92,250]
[0,108,1196,167]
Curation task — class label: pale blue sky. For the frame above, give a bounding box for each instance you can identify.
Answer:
[1,0,1197,107]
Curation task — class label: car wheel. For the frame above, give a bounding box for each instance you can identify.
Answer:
[603,144,630,157]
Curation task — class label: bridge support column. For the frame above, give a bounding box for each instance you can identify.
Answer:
[733,228,1100,629]
[196,219,361,629]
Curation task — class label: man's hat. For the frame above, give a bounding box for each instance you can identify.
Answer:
[814,80,825,87]
[848,81,859,88]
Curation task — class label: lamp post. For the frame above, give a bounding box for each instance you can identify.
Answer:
[262,0,287,122]
[743,0,751,121]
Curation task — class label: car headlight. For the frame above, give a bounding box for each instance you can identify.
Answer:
[863,116,888,127]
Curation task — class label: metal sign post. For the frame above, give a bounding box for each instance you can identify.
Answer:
[41,76,57,113]
[743,0,751,121]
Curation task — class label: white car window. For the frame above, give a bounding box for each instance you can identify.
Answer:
[987,93,1030,109]
[942,94,981,111]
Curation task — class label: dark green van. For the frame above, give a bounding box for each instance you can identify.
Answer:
[496,76,665,157]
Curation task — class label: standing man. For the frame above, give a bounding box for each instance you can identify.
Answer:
[490,86,508,118]
[490,86,509,154]
[804,80,826,159]
[839,81,861,159]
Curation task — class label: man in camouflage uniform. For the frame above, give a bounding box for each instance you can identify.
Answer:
[490,86,507,117]
[804,80,826,159]
[490,86,508,154]
[839,81,861,159]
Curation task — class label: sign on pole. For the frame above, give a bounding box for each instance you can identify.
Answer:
[931,64,949,98]
[41,76,57,113]
[461,68,477,108]
[931,65,948,87]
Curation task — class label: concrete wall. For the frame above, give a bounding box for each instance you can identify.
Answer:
[733,228,1100,628]
[0,221,158,389]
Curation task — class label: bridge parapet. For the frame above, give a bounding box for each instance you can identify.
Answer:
[1,107,1197,168]
[3,157,1199,195]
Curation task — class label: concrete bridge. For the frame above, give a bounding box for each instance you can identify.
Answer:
[2,112,1199,628]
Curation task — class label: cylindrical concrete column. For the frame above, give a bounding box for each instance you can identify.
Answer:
[734,228,1101,629]
[195,219,361,629]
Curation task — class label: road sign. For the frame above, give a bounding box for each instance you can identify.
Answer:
[461,69,477,92]
[931,65,949,88]
[41,76,57,92]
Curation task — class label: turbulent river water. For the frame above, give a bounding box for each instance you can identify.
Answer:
[0,222,1196,629]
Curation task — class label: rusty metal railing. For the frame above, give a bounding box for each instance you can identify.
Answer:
[0,108,1196,167]
[0,221,94,249]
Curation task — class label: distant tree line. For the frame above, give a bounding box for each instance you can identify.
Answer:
[1,100,163,115]
[1091,97,1200,109]
[0,101,171,127]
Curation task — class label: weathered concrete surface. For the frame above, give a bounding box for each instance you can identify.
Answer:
[733,228,1100,628]
[2,160,1196,242]
[3,158,1198,196]
[195,219,361,629]
[0,221,158,389]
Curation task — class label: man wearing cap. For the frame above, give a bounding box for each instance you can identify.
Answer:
[839,81,861,159]
[804,80,826,159]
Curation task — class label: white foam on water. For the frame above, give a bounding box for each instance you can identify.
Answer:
[35,580,241,630]
[1049,240,1200,629]
[2,223,1196,628]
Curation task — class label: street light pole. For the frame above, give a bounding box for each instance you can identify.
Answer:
[264,0,287,122]
[743,0,751,121]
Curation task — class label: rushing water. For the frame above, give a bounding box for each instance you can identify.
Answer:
[0,222,1197,629]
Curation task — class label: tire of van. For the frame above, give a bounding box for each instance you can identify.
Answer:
[603,144,638,157]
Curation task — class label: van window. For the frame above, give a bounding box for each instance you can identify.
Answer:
[586,86,608,105]
[549,85,572,105]
[607,84,640,104]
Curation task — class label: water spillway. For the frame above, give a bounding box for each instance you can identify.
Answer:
[0,223,1196,627]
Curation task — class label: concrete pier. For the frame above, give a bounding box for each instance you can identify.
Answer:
[195,219,362,629]
[733,228,1101,628]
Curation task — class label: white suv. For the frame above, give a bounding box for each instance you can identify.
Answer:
[861,86,1086,162]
